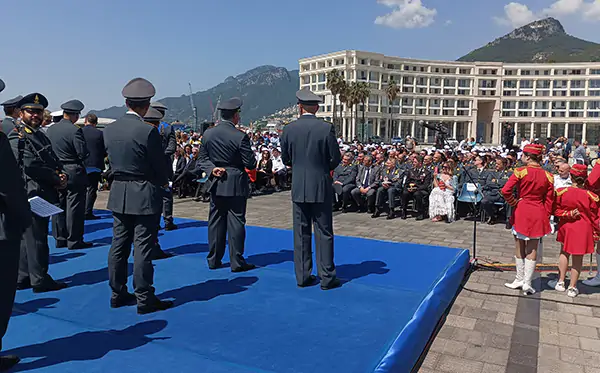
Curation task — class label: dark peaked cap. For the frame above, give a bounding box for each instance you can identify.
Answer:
[217,97,242,111]
[151,101,168,111]
[61,99,84,114]
[144,107,164,122]
[122,77,156,101]
[2,95,23,108]
[19,93,48,110]
[0,78,4,93]
[296,89,322,106]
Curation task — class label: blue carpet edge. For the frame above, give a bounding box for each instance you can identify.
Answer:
[372,249,470,373]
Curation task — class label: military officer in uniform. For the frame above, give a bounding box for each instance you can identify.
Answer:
[81,113,105,220]
[0,79,31,372]
[372,158,403,219]
[143,107,174,260]
[104,78,173,314]
[150,101,178,231]
[1,95,22,135]
[281,89,342,290]
[197,97,257,272]
[401,155,433,220]
[47,100,92,250]
[481,157,512,225]
[8,93,68,293]
[332,152,357,212]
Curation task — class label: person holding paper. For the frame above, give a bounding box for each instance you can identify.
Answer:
[7,93,68,293]
[47,99,92,250]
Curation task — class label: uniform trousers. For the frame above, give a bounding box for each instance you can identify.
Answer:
[162,187,174,225]
[52,185,86,248]
[19,215,51,287]
[334,183,354,208]
[402,189,429,215]
[350,187,377,211]
[481,193,504,218]
[108,213,159,307]
[292,201,336,287]
[0,239,19,351]
[207,196,249,270]
[85,172,102,217]
[375,186,399,210]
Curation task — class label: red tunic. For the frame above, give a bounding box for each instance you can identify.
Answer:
[554,187,599,255]
[501,165,554,238]
[586,162,600,195]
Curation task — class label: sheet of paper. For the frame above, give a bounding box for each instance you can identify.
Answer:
[28,196,64,218]
[466,183,477,192]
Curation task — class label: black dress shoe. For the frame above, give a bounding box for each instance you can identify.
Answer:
[153,250,174,260]
[321,278,342,290]
[400,211,407,220]
[232,263,256,273]
[208,262,223,270]
[110,292,137,308]
[33,281,68,293]
[164,222,178,231]
[17,279,32,290]
[297,275,319,288]
[0,355,20,371]
[371,210,381,218]
[70,242,93,250]
[137,300,174,315]
[85,214,101,220]
[386,212,396,220]
[55,240,67,248]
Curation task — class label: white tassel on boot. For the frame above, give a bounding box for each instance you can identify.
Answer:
[522,258,537,295]
[505,257,525,289]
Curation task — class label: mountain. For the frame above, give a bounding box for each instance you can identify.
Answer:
[92,66,300,124]
[458,17,600,63]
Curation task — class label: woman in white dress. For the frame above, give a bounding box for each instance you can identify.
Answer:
[429,162,457,222]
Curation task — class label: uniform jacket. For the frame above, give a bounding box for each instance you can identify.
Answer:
[281,114,341,203]
[355,165,381,189]
[197,120,256,197]
[555,187,599,252]
[159,122,177,179]
[1,117,17,135]
[0,131,31,241]
[103,112,169,215]
[587,162,600,194]
[333,163,357,186]
[46,119,89,187]
[379,166,402,189]
[8,125,63,205]
[81,125,105,170]
[483,169,513,196]
[405,166,433,192]
[501,165,554,237]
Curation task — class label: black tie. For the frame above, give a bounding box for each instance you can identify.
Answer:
[364,168,370,187]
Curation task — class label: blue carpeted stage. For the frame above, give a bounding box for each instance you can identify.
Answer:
[5,211,469,373]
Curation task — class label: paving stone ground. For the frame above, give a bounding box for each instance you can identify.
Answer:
[95,191,600,373]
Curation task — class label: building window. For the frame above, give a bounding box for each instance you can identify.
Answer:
[570,91,583,96]
[518,101,532,110]
[503,91,516,96]
[430,109,440,115]
[536,91,550,97]
[443,89,456,95]
[569,112,583,117]
[431,78,441,86]
[502,101,516,109]
[519,80,533,89]
[535,102,549,110]
[589,101,600,109]
[457,110,468,116]
[521,70,531,75]
[571,80,584,89]
[442,68,453,74]
[416,108,426,115]
[442,109,454,116]
[536,80,551,89]
[589,112,600,118]
[502,111,515,117]
[534,111,548,117]
[505,70,514,76]
[591,69,600,75]
[417,88,427,94]
[430,88,441,94]
[402,87,413,93]
[591,91,600,96]
[551,111,566,118]
[459,68,470,75]
[570,101,584,110]
[518,111,531,117]
[590,80,600,89]
[553,91,567,97]
[458,89,469,95]
[504,80,517,88]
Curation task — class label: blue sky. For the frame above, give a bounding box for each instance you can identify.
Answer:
[1,0,599,111]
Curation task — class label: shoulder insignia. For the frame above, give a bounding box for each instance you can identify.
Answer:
[24,127,32,134]
[545,171,554,184]
[588,191,600,203]
[556,188,569,197]
[514,167,527,179]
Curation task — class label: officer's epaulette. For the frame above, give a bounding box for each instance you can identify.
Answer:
[514,166,528,179]
[544,170,554,184]
[24,126,32,134]
[556,187,569,197]
[588,190,599,203]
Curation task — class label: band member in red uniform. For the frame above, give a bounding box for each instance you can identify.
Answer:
[550,164,599,297]
[583,161,600,286]
[501,144,554,295]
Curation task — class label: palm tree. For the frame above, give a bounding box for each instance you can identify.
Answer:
[326,69,343,136]
[385,78,401,140]
[355,82,371,142]
[337,80,349,139]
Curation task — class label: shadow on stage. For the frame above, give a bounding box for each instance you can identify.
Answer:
[84,222,114,234]
[58,264,133,288]
[12,298,60,317]
[157,276,258,308]
[4,320,168,372]
[165,243,209,255]
[49,252,86,265]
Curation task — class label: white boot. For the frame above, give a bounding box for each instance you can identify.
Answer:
[522,258,537,295]
[505,257,525,289]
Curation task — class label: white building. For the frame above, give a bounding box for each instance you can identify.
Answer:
[299,50,600,144]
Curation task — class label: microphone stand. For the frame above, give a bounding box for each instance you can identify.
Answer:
[432,127,501,274]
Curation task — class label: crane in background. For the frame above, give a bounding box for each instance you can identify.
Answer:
[188,82,198,131]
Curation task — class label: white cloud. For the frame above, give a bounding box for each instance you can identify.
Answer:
[583,0,600,20]
[375,0,437,29]
[493,2,536,28]
[493,0,600,27]
[444,20,453,26]
[542,0,584,16]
